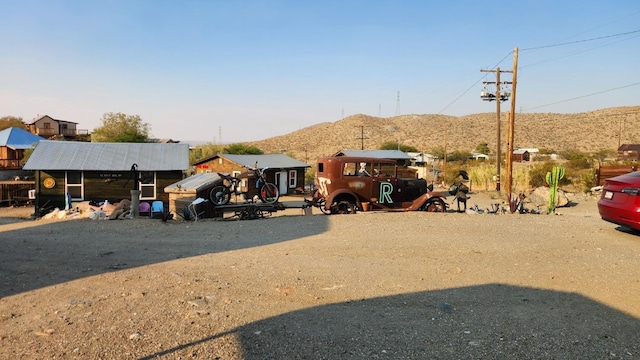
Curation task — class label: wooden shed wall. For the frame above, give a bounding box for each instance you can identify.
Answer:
[34,170,183,210]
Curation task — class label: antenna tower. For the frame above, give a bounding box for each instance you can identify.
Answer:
[395,91,401,116]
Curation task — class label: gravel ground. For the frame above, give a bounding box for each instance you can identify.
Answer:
[1,192,640,359]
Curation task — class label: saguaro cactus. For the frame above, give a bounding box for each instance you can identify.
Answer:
[545,166,565,214]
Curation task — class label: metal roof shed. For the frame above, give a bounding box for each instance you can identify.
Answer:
[23,141,190,211]
[165,172,222,219]
[23,140,189,171]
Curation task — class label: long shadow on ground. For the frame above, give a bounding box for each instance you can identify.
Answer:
[142,284,640,359]
[0,214,328,298]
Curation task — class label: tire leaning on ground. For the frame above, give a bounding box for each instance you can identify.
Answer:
[210,185,231,205]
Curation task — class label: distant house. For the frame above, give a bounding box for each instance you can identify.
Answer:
[25,115,89,140]
[618,144,640,161]
[407,152,437,166]
[192,154,310,196]
[23,141,189,210]
[513,149,531,162]
[0,127,44,172]
[471,152,489,161]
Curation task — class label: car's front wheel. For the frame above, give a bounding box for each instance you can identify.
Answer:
[332,200,357,214]
[422,198,446,212]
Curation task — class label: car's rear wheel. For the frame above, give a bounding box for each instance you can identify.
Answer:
[422,198,446,212]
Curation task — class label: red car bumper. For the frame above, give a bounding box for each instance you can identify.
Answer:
[598,196,640,231]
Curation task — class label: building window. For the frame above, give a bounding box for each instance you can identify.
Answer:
[139,171,156,200]
[289,170,297,188]
[66,171,84,201]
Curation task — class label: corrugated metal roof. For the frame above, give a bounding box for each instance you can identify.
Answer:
[221,154,310,169]
[335,149,412,160]
[23,140,189,171]
[165,172,221,194]
[0,127,44,150]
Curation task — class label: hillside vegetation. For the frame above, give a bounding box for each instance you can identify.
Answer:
[248,106,640,164]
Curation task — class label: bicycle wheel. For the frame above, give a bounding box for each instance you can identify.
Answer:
[209,185,231,205]
[259,183,279,204]
[316,198,331,215]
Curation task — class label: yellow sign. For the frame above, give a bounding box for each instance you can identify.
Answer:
[43,178,56,189]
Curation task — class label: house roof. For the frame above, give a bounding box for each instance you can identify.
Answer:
[165,172,221,194]
[333,149,412,160]
[618,144,640,151]
[513,149,530,155]
[23,140,189,171]
[195,154,310,169]
[0,127,44,150]
[471,152,490,158]
[28,114,78,125]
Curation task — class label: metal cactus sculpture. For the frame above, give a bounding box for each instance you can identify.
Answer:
[545,166,565,214]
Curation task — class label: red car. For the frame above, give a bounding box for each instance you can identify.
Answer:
[598,171,640,232]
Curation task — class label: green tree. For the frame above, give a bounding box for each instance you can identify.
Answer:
[190,143,224,164]
[429,146,445,160]
[447,150,472,163]
[223,143,264,155]
[0,116,26,131]
[475,141,490,155]
[91,112,151,143]
[379,141,418,153]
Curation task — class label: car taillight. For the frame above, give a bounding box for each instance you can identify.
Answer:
[621,187,640,196]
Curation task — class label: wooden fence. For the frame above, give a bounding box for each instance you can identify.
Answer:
[597,165,638,186]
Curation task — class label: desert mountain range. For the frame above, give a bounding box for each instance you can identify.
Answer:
[249,106,640,163]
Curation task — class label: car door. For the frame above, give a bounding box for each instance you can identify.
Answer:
[371,162,398,205]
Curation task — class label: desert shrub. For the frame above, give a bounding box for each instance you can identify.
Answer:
[443,164,465,185]
[566,156,593,170]
[447,150,473,163]
[578,168,598,192]
[560,149,593,170]
[528,161,571,188]
[466,163,495,191]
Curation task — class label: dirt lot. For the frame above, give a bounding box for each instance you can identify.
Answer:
[1,192,640,359]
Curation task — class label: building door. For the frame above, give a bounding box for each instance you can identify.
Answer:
[276,171,287,196]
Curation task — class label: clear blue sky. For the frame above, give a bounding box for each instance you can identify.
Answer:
[1,1,639,143]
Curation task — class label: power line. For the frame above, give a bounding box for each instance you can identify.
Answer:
[520,33,640,69]
[523,82,640,111]
[438,52,514,114]
[521,29,640,51]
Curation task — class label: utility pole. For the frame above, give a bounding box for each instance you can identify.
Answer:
[443,125,448,184]
[481,67,513,192]
[355,126,368,150]
[505,48,518,207]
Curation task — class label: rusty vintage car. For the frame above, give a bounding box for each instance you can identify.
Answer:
[310,156,447,214]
